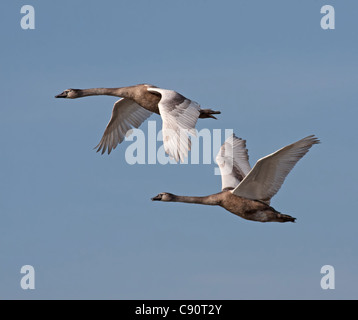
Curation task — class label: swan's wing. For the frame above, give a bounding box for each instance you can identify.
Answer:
[95,98,152,154]
[216,134,251,191]
[232,135,320,202]
[147,87,200,162]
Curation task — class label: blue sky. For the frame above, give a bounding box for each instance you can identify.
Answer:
[1,0,357,299]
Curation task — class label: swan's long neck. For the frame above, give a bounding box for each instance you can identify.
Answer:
[76,87,133,98]
[170,194,220,206]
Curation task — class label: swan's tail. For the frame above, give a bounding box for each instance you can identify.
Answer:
[199,109,221,119]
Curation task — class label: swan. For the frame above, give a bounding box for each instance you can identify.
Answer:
[151,134,320,223]
[55,84,220,162]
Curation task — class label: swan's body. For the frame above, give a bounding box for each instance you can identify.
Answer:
[152,134,320,223]
[55,84,220,161]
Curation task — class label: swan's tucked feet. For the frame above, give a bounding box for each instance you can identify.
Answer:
[199,109,221,119]
[275,213,296,223]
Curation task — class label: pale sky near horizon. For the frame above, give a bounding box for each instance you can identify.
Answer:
[1,1,357,299]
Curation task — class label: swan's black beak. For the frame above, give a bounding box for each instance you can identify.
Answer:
[151,195,162,201]
[55,91,68,98]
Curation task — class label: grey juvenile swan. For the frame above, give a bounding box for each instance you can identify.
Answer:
[55,84,220,162]
[152,134,320,223]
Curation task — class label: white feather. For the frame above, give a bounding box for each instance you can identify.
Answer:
[232,135,320,202]
[148,88,200,162]
[216,134,251,191]
[95,98,152,154]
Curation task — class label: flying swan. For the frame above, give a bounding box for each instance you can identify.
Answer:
[152,134,320,223]
[55,84,220,162]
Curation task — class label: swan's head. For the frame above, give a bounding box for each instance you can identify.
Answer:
[55,89,81,99]
[151,192,175,202]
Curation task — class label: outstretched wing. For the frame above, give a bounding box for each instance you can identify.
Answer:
[216,134,251,191]
[232,135,320,202]
[95,98,152,154]
[147,87,200,162]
